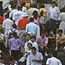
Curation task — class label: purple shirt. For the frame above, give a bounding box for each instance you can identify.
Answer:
[8,37,22,50]
[37,36,48,44]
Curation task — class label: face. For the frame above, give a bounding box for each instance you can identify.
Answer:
[52,3,55,8]
[59,32,62,36]
[26,35,30,41]
[31,38,35,42]
[27,44,32,49]
[31,49,36,54]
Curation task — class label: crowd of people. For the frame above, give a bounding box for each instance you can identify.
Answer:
[0,0,65,65]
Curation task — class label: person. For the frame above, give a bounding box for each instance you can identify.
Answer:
[59,8,65,35]
[27,4,40,19]
[40,10,46,25]
[24,34,31,52]
[13,6,26,25]
[26,17,38,36]
[37,31,48,56]
[55,29,65,50]
[8,24,20,39]
[30,36,38,51]
[18,14,30,36]
[28,47,43,65]
[2,14,13,35]
[48,1,60,33]
[9,5,17,20]
[19,43,32,63]
[33,10,41,38]
[40,4,47,18]
[8,32,22,61]
[46,51,62,65]
[21,2,27,13]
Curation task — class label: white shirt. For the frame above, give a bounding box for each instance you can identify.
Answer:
[3,18,13,30]
[24,40,31,52]
[26,22,38,35]
[46,57,62,65]
[13,11,26,25]
[49,6,60,20]
[58,12,65,22]
[22,7,27,13]
[28,52,43,65]
[24,40,38,52]
[32,41,38,51]
[9,9,18,19]
[0,63,5,65]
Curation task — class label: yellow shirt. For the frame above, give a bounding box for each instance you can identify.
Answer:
[56,34,65,41]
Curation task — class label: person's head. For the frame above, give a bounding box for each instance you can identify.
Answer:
[40,10,43,16]
[29,17,34,22]
[51,1,56,8]
[12,24,17,29]
[27,43,32,50]
[41,31,46,38]
[17,6,22,11]
[58,29,63,36]
[51,51,58,57]
[9,1,14,6]
[33,10,38,19]
[31,47,36,54]
[25,34,30,41]
[13,32,18,38]
[11,5,16,9]
[40,4,45,8]
[21,2,26,7]
[30,36,36,42]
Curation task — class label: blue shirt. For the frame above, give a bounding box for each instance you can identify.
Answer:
[26,22,38,35]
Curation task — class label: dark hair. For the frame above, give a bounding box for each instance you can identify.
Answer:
[21,2,26,6]
[13,32,18,39]
[31,47,36,51]
[40,4,45,8]
[9,1,14,6]
[51,1,56,4]
[51,51,58,57]
[29,17,34,22]
[33,10,38,19]
[12,24,17,29]
[11,5,15,9]
[58,29,63,33]
[25,34,30,37]
[27,43,32,46]
[40,10,43,16]
[30,36,36,40]
[17,6,22,10]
